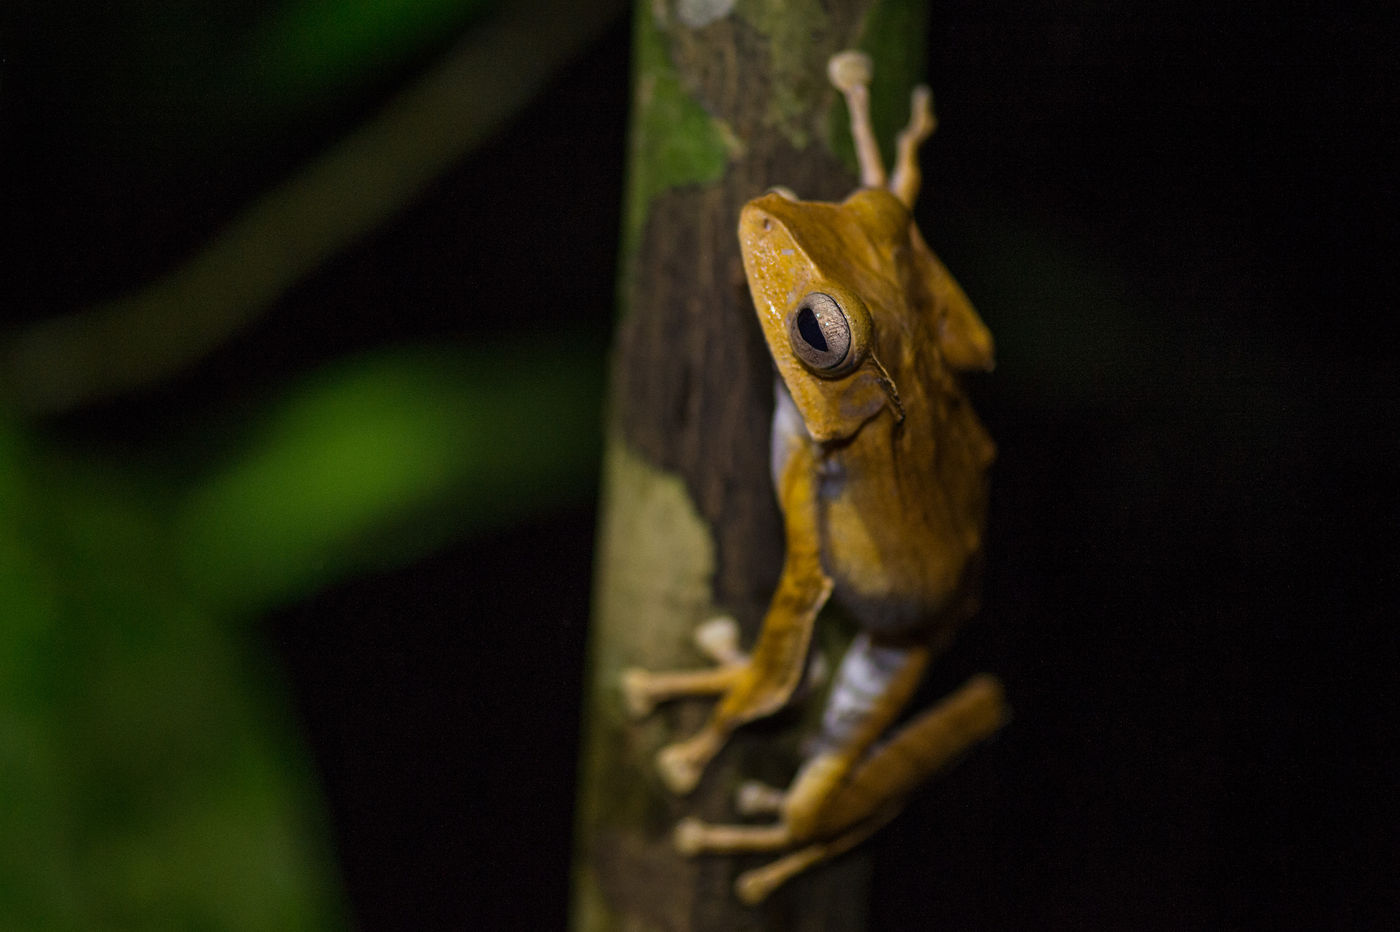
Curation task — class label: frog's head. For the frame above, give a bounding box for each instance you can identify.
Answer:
[739,187,993,444]
[738,188,909,443]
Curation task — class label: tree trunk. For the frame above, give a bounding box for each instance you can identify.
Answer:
[572,3,929,929]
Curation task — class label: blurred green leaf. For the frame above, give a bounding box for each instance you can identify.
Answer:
[174,337,603,612]
[0,422,347,929]
[0,336,602,927]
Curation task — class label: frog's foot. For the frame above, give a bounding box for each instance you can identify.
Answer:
[736,779,787,817]
[672,812,884,905]
[619,616,746,719]
[693,615,745,665]
[655,725,729,794]
[619,667,660,718]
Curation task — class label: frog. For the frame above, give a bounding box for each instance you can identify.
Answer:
[621,50,1008,905]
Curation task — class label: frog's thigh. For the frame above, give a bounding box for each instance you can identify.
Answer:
[814,673,1008,837]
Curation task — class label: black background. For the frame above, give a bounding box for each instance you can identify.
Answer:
[4,2,1395,928]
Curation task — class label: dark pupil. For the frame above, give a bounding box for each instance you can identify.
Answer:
[796,306,827,352]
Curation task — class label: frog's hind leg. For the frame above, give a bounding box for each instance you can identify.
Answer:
[733,812,894,905]
[728,668,1010,904]
[820,673,1008,833]
[672,645,1008,903]
[670,635,931,837]
[669,637,930,898]
[733,674,1006,903]
[673,809,893,906]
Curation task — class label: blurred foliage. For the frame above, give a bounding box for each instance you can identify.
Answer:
[1,0,613,925]
[176,341,603,614]
[0,339,602,928]
[0,414,350,928]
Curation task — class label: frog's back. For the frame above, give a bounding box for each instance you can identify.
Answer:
[818,375,994,639]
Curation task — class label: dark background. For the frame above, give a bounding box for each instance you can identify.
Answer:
[3,2,1394,928]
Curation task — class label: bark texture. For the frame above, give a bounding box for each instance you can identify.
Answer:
[573,3,929,929]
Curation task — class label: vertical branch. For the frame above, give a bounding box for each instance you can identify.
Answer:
[573,2,928,928]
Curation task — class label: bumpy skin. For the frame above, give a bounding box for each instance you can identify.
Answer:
[620,51,1007,905]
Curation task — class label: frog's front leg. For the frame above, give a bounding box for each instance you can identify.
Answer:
[620,442,832,794]
[620,616,748,718]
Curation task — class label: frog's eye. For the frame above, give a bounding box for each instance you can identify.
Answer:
[788,293,852,372]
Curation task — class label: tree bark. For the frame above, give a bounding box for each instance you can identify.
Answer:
[572,3,929,929]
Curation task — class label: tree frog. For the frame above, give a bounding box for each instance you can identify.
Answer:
[622,51,1008,905]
